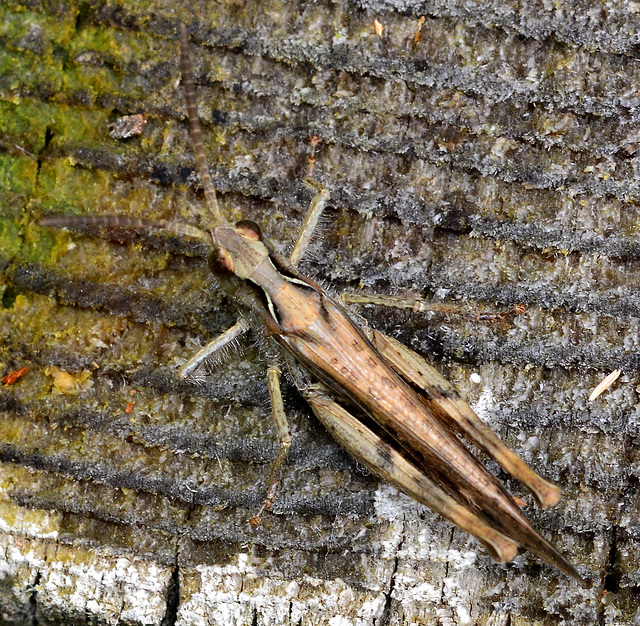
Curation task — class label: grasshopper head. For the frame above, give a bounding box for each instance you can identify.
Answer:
[209,220,270,280]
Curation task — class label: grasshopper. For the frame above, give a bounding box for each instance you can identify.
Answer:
[41,24,580,581]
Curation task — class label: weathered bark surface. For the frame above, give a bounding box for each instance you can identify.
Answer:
[0,1,638,623]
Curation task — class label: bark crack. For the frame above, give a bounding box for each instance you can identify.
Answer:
[377,516,405,626]
[27,571,41,626]
[161,563,181,626]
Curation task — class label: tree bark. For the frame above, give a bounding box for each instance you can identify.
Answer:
[1,0,638,623]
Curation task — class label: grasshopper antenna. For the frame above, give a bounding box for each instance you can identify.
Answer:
[179,23,224,225]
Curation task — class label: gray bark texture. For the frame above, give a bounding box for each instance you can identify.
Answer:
[0,0,638,623]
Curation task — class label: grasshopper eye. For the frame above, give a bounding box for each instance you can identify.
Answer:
[208,246,234,276]
[235,220,262,241]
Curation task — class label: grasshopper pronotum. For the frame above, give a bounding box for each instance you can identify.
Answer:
[41,24,580,581]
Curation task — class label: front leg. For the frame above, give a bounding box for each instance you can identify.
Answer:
[288,136,330,268]
[289,178,330,268]
[176,317,250,379]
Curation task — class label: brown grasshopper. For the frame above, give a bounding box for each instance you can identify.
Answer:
[41,24,580,581]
